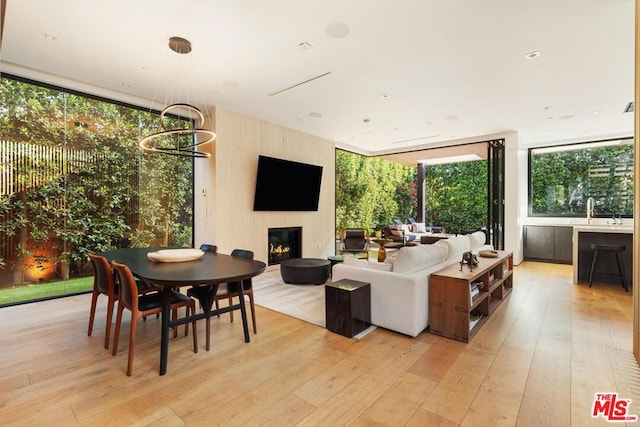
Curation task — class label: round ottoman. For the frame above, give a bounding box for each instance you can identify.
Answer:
[280,258,331,285]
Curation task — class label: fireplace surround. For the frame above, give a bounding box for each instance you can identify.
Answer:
[268,227,301,265]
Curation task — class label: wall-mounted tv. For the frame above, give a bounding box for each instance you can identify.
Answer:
[253,155,323,211]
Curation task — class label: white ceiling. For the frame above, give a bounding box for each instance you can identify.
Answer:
[0,0,635,159]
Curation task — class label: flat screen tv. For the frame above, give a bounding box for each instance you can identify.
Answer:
[253,155,323,211]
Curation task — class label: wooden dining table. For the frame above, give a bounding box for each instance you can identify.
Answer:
[100,247,266,375]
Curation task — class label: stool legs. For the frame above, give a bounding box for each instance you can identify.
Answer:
[588,250,599,288]
[588,248,628,292]
[615,251,628,292]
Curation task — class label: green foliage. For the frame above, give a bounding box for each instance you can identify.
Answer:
[424,161,487,233]
[0,76,194,287]
[530,142,634,216]
[335,150,415,234]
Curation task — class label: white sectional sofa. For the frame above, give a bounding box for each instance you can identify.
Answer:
[331,231,492,337]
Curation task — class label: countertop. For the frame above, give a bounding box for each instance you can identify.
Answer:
[573,225,633,233]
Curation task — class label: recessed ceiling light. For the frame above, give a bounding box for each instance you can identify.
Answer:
[363,118,370,123]
[44,33,57,40]
[558,114,574,120]
[326,22,350,39]
[298,42,313,50]
[543,106,552,110]
[591,110,601,115]
[379,93,391,99]
[309,112,322,118]
[525,50,541,59]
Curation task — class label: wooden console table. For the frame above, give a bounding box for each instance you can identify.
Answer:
[429,251,513,342]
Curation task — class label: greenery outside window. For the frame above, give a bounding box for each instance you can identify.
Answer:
[529,138,634,217]
[0,74,195,302]
[424,160,487,233]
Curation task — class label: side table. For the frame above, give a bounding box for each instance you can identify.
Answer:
[325,279,371,337]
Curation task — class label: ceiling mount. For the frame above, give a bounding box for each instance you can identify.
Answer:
[168,36,192,54]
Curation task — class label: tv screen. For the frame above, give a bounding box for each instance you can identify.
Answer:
[253,155,323,211]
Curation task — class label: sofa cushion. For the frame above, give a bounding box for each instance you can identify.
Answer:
[343,256,369,268]
[444,235,471,260]
[392,243,448,274]
[469,231,486,250]
[368,261,393,272]
[343,255,393,272]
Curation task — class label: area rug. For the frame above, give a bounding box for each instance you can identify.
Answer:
[252,269,326,327]
[252,269,377,338]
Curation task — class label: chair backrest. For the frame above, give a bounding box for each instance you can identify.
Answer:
[231,248,254,260]
[200,244,217,253]
[407,217,416,224]
[88,253,115,296]
[230,249,254,290]
[393,219,404,226]
[111,260,138,311]
[344,229,367,251]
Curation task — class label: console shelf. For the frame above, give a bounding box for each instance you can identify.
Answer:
[428,251,513,342]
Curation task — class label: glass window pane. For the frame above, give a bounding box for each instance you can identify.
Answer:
[529,138,634,217]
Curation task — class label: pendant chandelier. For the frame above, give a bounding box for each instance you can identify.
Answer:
[138,36,215,158]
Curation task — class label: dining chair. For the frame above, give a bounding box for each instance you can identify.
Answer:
[186,244,220,351]
[87,253,159,349]
[111,260,198,376]
[187,248,256,351]
[214,249,257,332]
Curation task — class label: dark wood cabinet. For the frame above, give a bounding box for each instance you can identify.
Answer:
[524,225,572,264]
[325,279,371,338]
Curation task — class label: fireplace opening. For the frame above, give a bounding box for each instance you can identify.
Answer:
[268,227,301,265]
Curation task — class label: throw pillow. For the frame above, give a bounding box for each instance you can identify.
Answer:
[389,228,402,236]
[444,235,471,259]
[468,231,486,250]
[413,222,427,233]
[400,224,411,233]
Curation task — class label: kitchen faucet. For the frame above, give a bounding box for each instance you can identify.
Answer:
[586,197,594,224]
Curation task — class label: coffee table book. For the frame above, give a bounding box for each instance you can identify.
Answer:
[428,251,513,342]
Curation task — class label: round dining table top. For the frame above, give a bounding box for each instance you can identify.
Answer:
[100,247,266,287]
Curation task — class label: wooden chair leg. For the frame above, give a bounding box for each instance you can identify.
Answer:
[87,289,99,337]
[228,297,234,322]
[104,296,117,349]
[112,305,124,356]
[126,315,138,376]
[248,293,257,334]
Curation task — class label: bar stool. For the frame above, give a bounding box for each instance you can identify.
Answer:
[587,244,628,292]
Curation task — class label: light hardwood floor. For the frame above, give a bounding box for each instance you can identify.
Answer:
[0,261,638,426]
